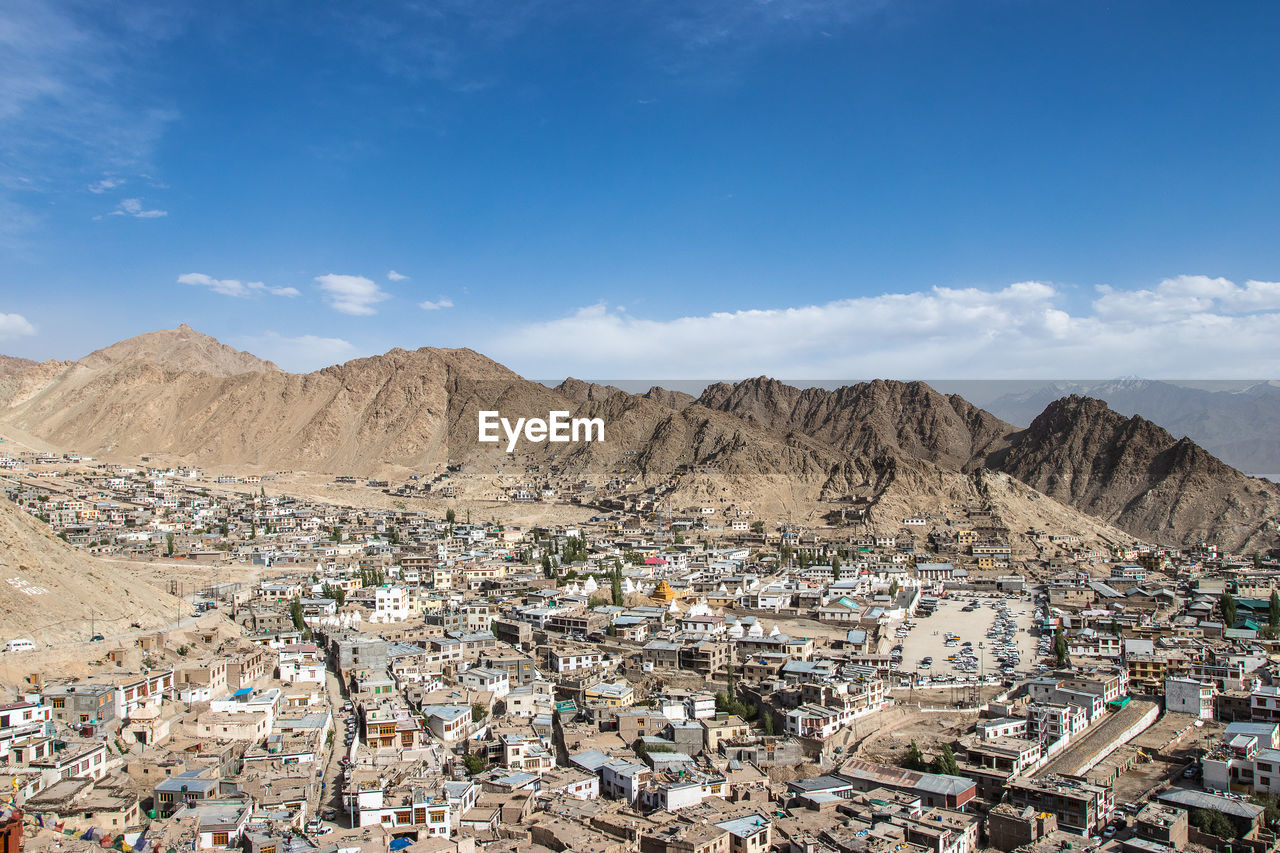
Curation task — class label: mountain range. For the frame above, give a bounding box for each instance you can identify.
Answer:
[0,326,1277,552]
[985,379,1280,479]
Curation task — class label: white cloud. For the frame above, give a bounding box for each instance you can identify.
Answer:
[0,312,36,341]
[1093,275,1280,321]
[387,270,408,281]
[315,274,389,316]
[485,277,1280,379]
[87,177,124,193]
[178,273,298,298]
[234,332,358,372]
[418,297,454,311]
[110,197,166,218]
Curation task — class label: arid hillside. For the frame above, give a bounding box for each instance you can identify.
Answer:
[1,327,1277,550]
[0,498,184,644]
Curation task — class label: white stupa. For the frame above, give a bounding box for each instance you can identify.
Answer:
[687,599,713,618]
[621,578,635,594]
[769,623,781,637]
[727,622,745,639]
[667,597,681,615]
[747,621,764,638]
[582,575,599,594]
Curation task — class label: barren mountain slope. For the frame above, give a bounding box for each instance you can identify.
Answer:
[996,396,1280,550]
[80,324,280,375]
[0,355,37,377]
[2,328,1275,550]
[0,499,183,643]
[698,377,1016,471]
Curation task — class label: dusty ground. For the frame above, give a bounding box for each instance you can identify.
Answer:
[851,704,983,765]
[1105,752,1183,807]
[0,609,232,695]
[212,470,600,528]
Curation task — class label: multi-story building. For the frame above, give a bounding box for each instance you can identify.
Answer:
[1004,777,1111,835]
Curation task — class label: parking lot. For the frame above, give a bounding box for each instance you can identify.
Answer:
[896,594,1039,686]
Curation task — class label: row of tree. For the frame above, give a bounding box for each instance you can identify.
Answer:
[903,740,959,775]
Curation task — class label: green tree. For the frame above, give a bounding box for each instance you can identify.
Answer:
[321,583,346,607]
[471,703,488,723]
[289,597,306,631]
[1252,793,1280,827]
[761,707,775,736]
[832,555,841,579]
[904,741,927,771]
[1053,624,1069,666]
[1269,590,1279,629]
[932,743,959,776]
[166,532,175,557]
[611,560,623,606]
[750,521,764,534]
[1221,591,1238,629]
[462,753,488,776]
[888,579,899,599]
[673,533,684,545]
[1191,808,1238,839]
[541,554,554,578]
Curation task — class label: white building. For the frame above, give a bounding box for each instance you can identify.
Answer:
[1166,676,1215,719]
[373,585,410,623]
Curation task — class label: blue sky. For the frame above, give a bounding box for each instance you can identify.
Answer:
[2,0,1279,378]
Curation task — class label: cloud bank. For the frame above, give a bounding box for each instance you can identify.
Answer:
[0,312,36,341]
[179,273,299,298]
[315,274,390,316]
[487,276,1280,379]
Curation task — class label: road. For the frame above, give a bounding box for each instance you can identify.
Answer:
[315,666,351,831]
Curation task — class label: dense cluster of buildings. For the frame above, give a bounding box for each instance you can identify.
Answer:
[2,458,1280,853]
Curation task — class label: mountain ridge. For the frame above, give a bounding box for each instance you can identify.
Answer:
[0,327,1276,550]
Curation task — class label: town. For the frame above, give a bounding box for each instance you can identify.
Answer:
[2,449,1279,853]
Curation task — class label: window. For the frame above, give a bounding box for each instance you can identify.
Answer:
[51,698,65,710]
[211,833,229,846]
